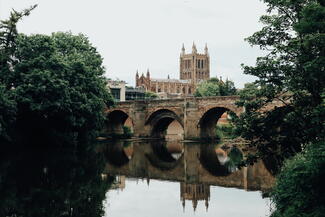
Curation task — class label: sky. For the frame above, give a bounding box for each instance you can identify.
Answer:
[0,0,267,88]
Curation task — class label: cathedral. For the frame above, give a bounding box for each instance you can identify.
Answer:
[135,43,210,98]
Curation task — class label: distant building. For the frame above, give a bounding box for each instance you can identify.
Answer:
[135,43,210,98]
[125,86,146,101]
[107,80,126,102]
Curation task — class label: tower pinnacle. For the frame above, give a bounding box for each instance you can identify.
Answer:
[181,43,185,56]
[192,42,197,54]
[205,43,209,55]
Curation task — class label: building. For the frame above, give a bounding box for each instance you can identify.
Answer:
[135,43,210,98]
[108,80,148,101]
[125,86,146,101]
[107,79,126,102]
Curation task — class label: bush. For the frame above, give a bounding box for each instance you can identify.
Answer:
[215,124,238,140]
[270,141,325,217]
[122,126,133,138]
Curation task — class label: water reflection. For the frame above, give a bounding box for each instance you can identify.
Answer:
[104,140,275,216]
[0,145,113,217]
[105,141,134,167]
[180,183,210,211]
[200,144,243,176]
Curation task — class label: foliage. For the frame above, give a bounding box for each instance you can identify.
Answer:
[215,124,238,140]
[12,32,113,146]
[194,77,236,97]
[0,7,113,147]
[144,91,158,99]
[0,8,115,216]
[270,141,325,217]
[215,127,224,140]
[122,126,133,138]
[0,5,37,85]
[0,85,16,144]
[234,0,325,169]
[0,5,36,145]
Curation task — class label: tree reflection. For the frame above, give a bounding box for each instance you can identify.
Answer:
[0,143,113,217]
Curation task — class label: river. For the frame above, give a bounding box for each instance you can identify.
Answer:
[102,139,275,217]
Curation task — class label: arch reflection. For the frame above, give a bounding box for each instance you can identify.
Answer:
[105,141,134,167]
[145,141,184,170]
[200,144,243,176]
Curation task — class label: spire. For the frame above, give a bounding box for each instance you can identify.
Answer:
[146,68,150,79]
[181,43,185,56]
[146,177,150,186]
[135,70,139,87]
[205,198,209,212]
[192,199,198,212]
[182,198,185,212]
[168,74,170,79]
[192,41,197,54]
[204,43,208,55]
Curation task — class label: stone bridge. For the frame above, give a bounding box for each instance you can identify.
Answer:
[105,96,244,140]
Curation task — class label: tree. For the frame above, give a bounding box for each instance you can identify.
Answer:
[270,141,325,217]
[11,32,113,146]
[144,91,158,99]
[0,6,37,145]
[194,77,236,97]
[0,5,37,86]
[0,8,113,147]
[0,8,115,216]
[235,0,325,169]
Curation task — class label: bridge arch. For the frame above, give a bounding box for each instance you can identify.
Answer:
[106,110,134,136]
[146,109,184,139]
[198,106,236,140]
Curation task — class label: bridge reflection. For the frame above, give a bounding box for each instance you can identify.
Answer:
[103,140,275,210]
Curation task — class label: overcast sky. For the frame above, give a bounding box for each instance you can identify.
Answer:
[0,0,267,88]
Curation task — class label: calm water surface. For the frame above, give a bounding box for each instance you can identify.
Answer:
[102,140,274,217]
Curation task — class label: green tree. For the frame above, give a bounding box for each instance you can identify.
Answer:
[235,0,325,169]
[194,77,236,97]
[0,6,36,145]
[270,141,325,217]
[144,91,158,99]
[0,8,113,147]
[12,32,113,146]
[0,5,37,86]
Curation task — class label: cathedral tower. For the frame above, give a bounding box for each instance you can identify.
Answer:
[179,43,210,83]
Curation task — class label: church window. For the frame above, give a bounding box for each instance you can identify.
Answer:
[188,88,191,94]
